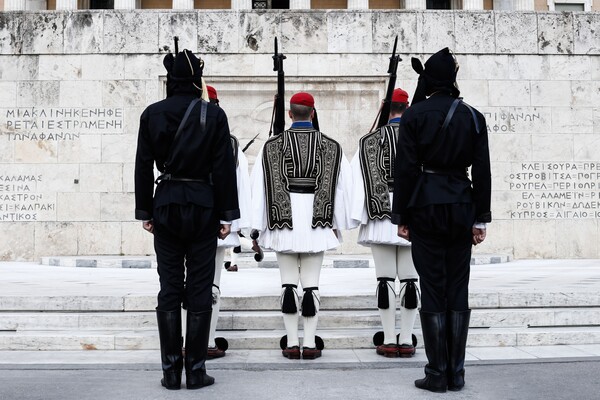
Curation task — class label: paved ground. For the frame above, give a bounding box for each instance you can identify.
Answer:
[1,360,599,400]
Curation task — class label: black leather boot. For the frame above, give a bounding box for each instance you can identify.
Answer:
[447,309,471,391]
[185,310,215,390]
[414,311,447,393]
[156,309,183,390]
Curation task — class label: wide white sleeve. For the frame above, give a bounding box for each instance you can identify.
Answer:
[349,149,369,228]
[236,147,252,230]
[250,146,267,232]
[332,153,354,231]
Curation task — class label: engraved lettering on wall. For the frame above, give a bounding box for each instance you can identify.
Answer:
[0,174,55,222]
[507,162,600,219]
[1,107,124,141]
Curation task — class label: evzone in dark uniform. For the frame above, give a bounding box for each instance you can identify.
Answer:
[251,92,353,359]
[392,48,491,392]
[134,49,239,390]
[350,88,419,358]
[205,85,252,359]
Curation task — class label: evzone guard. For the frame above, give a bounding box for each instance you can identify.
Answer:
[350,87,420,358]
[205,85,252,359]
[251,91,353,359]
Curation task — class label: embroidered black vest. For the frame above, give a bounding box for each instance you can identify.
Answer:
[358,123,398,220]
[262,127,342,230]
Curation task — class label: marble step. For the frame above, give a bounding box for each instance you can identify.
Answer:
[2,326,600,351]
[2,307,600,332]
[40,253,511,269]
[2,290,600,312]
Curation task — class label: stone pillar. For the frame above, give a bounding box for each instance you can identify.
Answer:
[4,0,27,10]
[513,0,535,9]
[289,0,311,8]
[231,0,252,10]
[114,0,137,9]
[462,0,484,8]
[404,0,426,9]
[231,0,252,8]
[172,0,194,8]
[347,0,369,8]
[56,0,78,9]
[27,0,48,9]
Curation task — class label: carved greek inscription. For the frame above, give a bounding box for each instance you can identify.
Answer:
[0,175,55,222]
[1,107,124,141]
[483,111,541,133]
[508,162,600,219]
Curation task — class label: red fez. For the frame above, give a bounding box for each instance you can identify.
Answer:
[207,85,218,101]
[392,88,409,104]
[290,92,314,108]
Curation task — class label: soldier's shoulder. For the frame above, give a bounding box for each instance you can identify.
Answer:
[358,129,379,144]
[320,131,343,148]
[264,134,283,146]
[205,101,227,118]
[461,101,485,118]
[144,98,169,113]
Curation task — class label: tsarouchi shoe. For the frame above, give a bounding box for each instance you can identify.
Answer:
[282,346,301,359]
[398,343,416,358]
[207,346,225,359]
[302,347,322,359]
[376,344,400,358]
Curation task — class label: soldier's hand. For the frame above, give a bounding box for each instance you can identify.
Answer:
[142,220,154,234]
[472,227,486,245]
[218,224,231,240]
[398,225,410,241]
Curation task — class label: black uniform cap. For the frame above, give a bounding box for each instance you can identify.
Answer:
[411,47,460,104]
[163,49,204,94]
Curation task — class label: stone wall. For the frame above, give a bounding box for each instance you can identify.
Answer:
[0,10,598,260]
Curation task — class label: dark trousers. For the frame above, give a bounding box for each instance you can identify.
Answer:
[153,203,218,312]
[409,204,474,313]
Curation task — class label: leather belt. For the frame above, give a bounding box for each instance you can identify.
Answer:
[155,174,211,184]
[289,185,315,194]
[420,166,466,175]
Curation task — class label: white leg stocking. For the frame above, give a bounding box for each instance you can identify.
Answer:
[277,252,300,348]
[371,244,398,345]
[396,246,419,345]
[208,247,226,346]
[299,252,324,349]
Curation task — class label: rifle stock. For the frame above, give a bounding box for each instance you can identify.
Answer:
[376,36,402,129]
[271,37,286,136]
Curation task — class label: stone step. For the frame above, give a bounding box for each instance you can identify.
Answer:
[2,290,600,312]
[39,253,512,269]
[2,326,600,351]
[2,307,600,332]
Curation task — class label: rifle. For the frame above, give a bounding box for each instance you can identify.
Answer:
[270,37,286,137]
[242,132,260,153]
[373,36,402,130]
[174,36,179,55]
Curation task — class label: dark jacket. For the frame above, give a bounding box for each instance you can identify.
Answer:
[391,93,491,226]
[134,91,239,222]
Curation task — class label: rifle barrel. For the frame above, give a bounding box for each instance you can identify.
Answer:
[377,36,401,129]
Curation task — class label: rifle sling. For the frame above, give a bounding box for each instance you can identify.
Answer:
[159,98,208,183]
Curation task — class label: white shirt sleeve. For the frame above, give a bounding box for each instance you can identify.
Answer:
[250,146,267,233]
[349,149,368,229]
[332,153,354,231]
[236,147,252,230]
